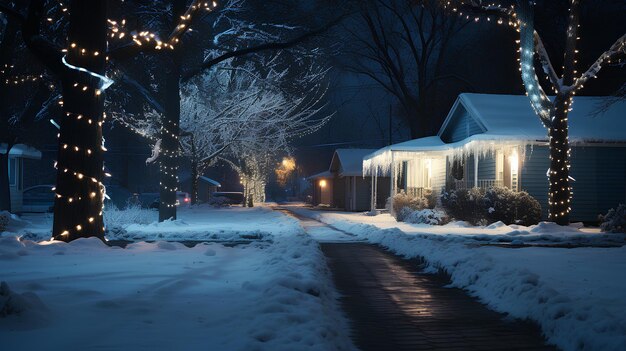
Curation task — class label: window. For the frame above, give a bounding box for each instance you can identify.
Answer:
[8,158,16,186]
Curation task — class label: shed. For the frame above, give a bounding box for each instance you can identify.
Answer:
[198,176,222,203]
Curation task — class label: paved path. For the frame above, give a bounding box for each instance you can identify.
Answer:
[277,207,557,351]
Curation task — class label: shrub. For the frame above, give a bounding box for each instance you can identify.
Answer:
[599,204,626,233]
[208,196,231,207]
[483,187,541,226]
[403,209,449,225]
[104,203,156,229]
[391,192,430,221]
[441,187,486,225]
[441,187,541,226]
[514,191,542,226]
[0,211,9,232]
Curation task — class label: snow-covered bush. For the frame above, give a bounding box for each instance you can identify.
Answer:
[207,196,231,207]
[0,281,47,318]
[442,187,541,226]
[484,187,541,226]
[104,203,156,229]
[0,211,9,232]
[402,209,449,225]
[441,187,485,225]
[513,191,542,226]
[599,204,626,233]
[390,192,430,221]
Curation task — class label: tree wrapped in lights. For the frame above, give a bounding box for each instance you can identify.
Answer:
[0,0,112,241]
[435,0,626,224]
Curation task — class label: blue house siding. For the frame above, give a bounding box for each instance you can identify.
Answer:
[520,146,550,219]
[569,146,626,221]
[466,155,475,188]
[440,108,484,143]
[477,155,495,181]
[521,145,626,221]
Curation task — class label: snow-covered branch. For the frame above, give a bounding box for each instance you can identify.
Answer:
[533,31,560,92]
[574,33,626,91]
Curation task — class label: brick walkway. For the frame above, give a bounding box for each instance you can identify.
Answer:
[321,243,556,351]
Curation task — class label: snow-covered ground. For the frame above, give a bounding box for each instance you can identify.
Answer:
[0,206,355,350]
[288,206,626,351]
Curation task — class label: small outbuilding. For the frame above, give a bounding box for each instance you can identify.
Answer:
[198,176,221,202]
[1,144,42,212]
[308,171,333,207]
[309,149,390,211]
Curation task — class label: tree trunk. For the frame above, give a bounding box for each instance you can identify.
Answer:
[548,94,572,225]
[158,59,181,221]
[0,16,19,213]
[0,151,11,212]
[52,0,107,241]
[191,159,199,205]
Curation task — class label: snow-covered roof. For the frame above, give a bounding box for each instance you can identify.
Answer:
[307,170,332,180]
[199,176,221,187]
[363,136,448,161]
[439,93,626,143]
[0,144,42,159]
[330,149,377,176]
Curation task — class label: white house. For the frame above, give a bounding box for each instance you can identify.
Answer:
[363,93,626,221]
[1,144,42,212]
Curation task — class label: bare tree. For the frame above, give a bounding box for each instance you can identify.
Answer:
[344,0,469,138]
[117,54,331,204]
[437,0,626,224]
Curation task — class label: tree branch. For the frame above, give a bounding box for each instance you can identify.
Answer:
[574,33,626,91]
[534,31,560,91]
[181,14,346,82]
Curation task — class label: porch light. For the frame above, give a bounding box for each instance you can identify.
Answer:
[319,179,327,188]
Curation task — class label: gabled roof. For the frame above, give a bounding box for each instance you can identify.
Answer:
[438,93,626,143]
[330,149,377,176]
[0,144,42,159]
[199,176,221,187]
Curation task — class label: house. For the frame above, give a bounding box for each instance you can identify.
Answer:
[363,93,626,221]
[1,144,42,212]
[309,149,390,211]
[198,176,221,202]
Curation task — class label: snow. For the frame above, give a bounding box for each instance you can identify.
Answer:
[0,206,355,350]
[330,149,376,176]
[364,93,626,176]
[451,93,626,143]
[288,206,626,351]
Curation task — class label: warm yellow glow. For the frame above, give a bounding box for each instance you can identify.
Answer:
[509,149,519,173]
[319,179,327,188]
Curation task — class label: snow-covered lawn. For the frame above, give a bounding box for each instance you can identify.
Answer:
[0,206,354,350]
[289,206,626,351]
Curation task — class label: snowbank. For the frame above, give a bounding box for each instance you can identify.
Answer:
[290,207,626,351]
[0,208,355,350]
[290,207,625,246]
[0,206,303,243]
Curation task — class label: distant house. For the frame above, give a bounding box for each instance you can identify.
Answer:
[363,93,626,221]
[198,176,221,202]
[308,171,333,207]
[1,144,42,212]
[309,149,390,211]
